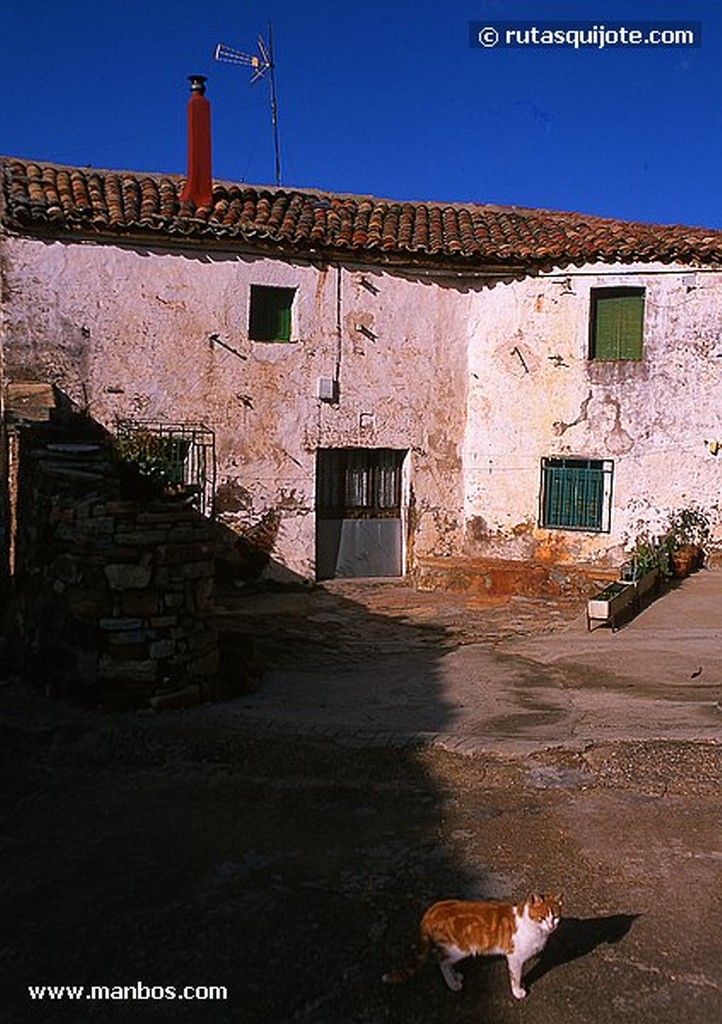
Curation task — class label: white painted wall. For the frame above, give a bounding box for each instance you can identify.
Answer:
[463,262,722,565]
[1,237,470,580]
[3,235,720,577]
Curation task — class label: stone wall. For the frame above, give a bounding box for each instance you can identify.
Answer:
[11,431,218,707]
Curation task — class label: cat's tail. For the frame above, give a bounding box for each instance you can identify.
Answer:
[381,932,431,984]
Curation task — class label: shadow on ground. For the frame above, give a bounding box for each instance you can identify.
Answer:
[5,578,714,1023]
[526,913,640,990]
[1,581,508,1024]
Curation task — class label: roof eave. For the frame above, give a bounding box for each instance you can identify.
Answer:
[0,215,531,277]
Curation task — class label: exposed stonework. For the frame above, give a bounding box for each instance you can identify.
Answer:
[0,241,470,580]
[10,429,218,706]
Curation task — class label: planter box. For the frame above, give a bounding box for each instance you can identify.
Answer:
[587,581,636,630]
[634,567,660,600]
[587,568,660,631]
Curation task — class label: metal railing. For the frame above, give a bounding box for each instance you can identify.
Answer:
[114,419,216,517]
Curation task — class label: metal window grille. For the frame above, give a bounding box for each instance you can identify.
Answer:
[114,420,216,517]
[540,457,613,532]
[317,448,404,519]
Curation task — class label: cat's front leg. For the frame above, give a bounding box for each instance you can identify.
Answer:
[437,944,466,991]
[439,958,464,991]
[506,955,527,1000]
[436,946,464,995]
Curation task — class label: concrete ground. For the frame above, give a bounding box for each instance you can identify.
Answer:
[1,568,720,1023]
[214,567,722,752]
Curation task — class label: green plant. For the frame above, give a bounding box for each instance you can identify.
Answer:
[666,505,711,550]
[113,430,189,491]
[625,525,668,580]
[596,581,631,599]
[655,535,675,579]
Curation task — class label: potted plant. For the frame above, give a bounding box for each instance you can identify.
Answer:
[633,539,662,598]
[666,505,711,577]
[622,528,666,592]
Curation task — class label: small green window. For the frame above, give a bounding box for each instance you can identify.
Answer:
[590,288,644,360]
[540,457,613,532]
[249,285,296,342]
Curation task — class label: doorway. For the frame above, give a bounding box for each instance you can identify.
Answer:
[315,448,406,579]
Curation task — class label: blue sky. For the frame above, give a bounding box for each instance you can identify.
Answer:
[2,0,720,227]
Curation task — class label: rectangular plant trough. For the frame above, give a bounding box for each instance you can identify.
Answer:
[587,581,636,631]
[586,568,661,631]
[633,566,660,601]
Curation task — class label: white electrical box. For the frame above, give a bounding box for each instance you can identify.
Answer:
[317,377,338,402]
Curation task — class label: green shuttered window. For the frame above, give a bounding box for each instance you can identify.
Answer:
[541,458,613,532]
[590,288,645,360]
[249,285,296,342]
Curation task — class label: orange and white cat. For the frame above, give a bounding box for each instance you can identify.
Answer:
[383,893,562,999]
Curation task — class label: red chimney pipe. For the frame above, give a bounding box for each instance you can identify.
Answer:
[180,75,213,209]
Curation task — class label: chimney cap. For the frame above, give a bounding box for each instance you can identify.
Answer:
[188,74,208,94]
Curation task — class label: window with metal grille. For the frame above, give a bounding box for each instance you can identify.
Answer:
[114,420,216,517]
[540,457,613,532]
[316,448,404,519]
[589,288,645,360]
[249,285,296,342]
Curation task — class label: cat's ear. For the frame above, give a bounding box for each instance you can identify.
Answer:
[553,892,563,904]
[527,893,541,906]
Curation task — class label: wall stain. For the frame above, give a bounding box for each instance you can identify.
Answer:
[605,400,635,455]
[215,480,254,514]
[552,390,593,436]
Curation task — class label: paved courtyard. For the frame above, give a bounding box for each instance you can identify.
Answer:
[214,567,722,751]
[1,568,720,1023]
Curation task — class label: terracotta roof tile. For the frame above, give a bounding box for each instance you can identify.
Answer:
[2,157,721,270]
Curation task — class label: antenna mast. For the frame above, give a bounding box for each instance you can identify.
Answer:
[214,21,282,186]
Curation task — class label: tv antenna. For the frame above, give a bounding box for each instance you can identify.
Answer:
[214,23,282,187]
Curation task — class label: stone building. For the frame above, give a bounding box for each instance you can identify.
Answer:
[2,82,721,587]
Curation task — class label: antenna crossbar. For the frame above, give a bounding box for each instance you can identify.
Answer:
[213,26,283,186]
[214,43,270,81]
